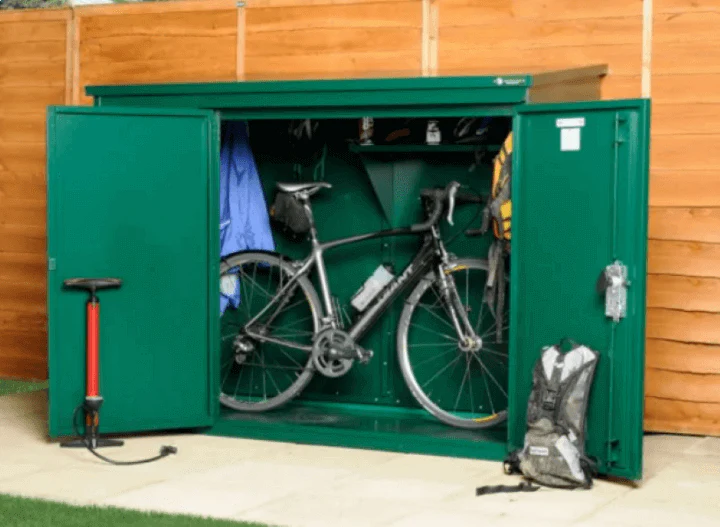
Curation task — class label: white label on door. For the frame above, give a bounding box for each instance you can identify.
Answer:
[561,127,581,151]
[556,117,586,128]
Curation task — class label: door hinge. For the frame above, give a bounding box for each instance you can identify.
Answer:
[48,257,56,271]
[596,261,629,322]
[614,114,628,145]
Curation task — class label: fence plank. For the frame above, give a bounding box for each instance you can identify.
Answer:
[80,9,236,40]
[0,116,45,144]
[246,27,421,57]
[647,308,720,345]
[650,171,720,207]
[645,396,720,436]
[245,50,421,79]
[0,19,66,43]
[439,44,641,76]
[647,367,720,403]
[439,0,642,25]
[648,240,720,278]
[647,274,720,312]
[653,104,720,134]
[652,74,720,103]
[649,207,720,243]
[247,2,421,32]
[440,18,641,51]
[74,0,236,16]
[652,135,720,170]
[646,338,720,374]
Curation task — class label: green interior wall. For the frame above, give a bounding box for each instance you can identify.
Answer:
[228,118,500,410]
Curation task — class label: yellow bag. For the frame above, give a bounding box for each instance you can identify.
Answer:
[490,132,512,241]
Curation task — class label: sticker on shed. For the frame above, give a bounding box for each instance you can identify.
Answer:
[556,117,585,152]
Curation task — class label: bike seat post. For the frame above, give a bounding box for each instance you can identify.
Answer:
[298,193,321,245]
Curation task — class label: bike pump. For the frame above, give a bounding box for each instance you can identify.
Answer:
[60,278,177,465]
[61,278,124,449]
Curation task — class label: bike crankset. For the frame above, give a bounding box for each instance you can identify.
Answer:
[311,329,373,378]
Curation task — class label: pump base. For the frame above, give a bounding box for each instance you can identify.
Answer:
[61,437,124,449]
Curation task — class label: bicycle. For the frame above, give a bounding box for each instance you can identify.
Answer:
[219,181,509,429]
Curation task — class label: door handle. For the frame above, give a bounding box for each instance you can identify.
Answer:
[597,261,629,322]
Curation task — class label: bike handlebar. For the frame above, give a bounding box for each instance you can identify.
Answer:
[455,192,485,205]
[411,182,483,232]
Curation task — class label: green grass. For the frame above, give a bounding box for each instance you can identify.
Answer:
[0,495,273,527]
[0,381,273,526]
[0,379,48,397]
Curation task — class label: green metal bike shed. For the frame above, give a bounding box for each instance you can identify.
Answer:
[46,64,650,480]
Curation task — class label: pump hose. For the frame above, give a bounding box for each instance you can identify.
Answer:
[72,405,177,466]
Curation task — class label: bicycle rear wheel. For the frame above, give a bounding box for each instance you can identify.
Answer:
[219,251,320,412]
[397,258,509,429]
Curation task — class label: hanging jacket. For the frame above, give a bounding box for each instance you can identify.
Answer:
[219,121,275,314]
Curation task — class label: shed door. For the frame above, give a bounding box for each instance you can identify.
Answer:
[509,100,650,479]
[47,106,220,438]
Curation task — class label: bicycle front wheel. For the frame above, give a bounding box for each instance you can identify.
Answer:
[397,258,509,429]
[219,251,321,412]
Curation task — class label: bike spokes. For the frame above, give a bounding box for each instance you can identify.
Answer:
[402,262,509,427]
[220,254,317,411]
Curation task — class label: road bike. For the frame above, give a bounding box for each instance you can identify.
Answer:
[219,180,508,429]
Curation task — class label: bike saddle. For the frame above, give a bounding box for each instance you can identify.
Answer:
[277,182,332,195]
[64,278,123,293]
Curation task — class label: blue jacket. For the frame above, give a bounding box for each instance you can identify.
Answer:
[219,122,275,314]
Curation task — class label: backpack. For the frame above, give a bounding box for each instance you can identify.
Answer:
[505,340,599,489]
[480,133,513,344]
[481,131,512,241]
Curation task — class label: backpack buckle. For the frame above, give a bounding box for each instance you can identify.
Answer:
[542,389,558,411]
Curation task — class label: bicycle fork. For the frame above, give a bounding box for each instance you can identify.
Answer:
[433,231,478,347]
[437,265,478,344]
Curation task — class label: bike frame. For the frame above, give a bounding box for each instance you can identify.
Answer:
[243,196,477,352]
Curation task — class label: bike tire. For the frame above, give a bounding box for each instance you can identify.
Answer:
[219,251,321,412]
[397,258,509,429]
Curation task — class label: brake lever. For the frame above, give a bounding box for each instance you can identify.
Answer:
[446,182,460,226]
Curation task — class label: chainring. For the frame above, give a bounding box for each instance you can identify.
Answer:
[312,328,354,378]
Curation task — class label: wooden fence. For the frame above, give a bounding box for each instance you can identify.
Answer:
[644,0,720,436]
[0,0,717,436]
[0,8,70,379]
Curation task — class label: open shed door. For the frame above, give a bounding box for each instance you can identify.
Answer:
[509,100,650,479]
[47,106,220,438]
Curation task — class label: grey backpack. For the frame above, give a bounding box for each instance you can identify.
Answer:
[505,340,599,489]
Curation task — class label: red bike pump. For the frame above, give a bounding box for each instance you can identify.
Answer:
[61,278,177,464]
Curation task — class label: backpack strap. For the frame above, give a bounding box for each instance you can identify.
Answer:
[482,240,508,344]
[579,456,597,489]
[476,451,541,497]
[503,450,522,474]
[542,355,564,416]
[476,481,539,497]
[478,133,512,238]
[495,249,506,343]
